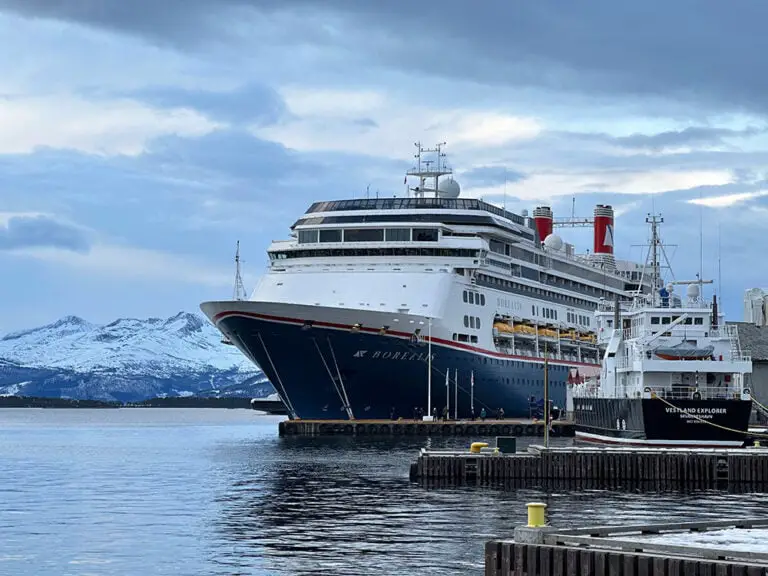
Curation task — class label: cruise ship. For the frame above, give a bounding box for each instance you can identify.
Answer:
[201,143,652,420]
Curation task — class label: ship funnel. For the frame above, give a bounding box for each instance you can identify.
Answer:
[532,206,553,244]
[592,204,616,271]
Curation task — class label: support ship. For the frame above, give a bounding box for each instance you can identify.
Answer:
[201,143,651,420]
[572,215,753,447]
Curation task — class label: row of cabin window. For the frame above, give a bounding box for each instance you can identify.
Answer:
[488,238,626,293]
[651,316,704,326]
[534,306,558,321]
[297,227,439,244]
[270,247,481,260]
[452,333,479,344]
[462,290,486,306]
[463,315,482,329]
[567,311,591,326]
[476,273,600,312]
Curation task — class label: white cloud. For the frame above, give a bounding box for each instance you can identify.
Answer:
[6,243,231,288]
[253,86,542,159]
[688,190,768,208]
[0,95,220,156]
[466,169,734,202]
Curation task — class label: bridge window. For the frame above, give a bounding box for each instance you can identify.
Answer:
[464,315,469,328]
[344,228,384,242]
[651,317,660,325]
[385,228,411,242]
[319,229,342,243]
[694,317,703,325]
[298,229,318,243]
[469,292,475,304]
[413,228,438,242]
[463,291,468,303]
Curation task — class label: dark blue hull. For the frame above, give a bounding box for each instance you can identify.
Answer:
[217,314,585,420]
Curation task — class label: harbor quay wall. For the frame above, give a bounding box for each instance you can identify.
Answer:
[486,518,768,576]
[411,445,768,491]
[278,419,574,437]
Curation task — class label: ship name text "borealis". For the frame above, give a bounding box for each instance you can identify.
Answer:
[353,350,436,362]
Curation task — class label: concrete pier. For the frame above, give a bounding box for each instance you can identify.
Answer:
[278,418,574,437]
[411,444,768,491]
[486,518,768,576]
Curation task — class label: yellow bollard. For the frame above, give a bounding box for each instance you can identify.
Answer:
[756,441,762,448]
[470,442,489,453]
[526,502,547,527]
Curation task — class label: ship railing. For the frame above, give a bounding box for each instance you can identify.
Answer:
[619,346,751,364]
[643,384,748,401]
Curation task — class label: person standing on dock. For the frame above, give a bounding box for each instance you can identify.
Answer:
[480,407,486,421]
[442,406,449,421]
[498,408,505,420]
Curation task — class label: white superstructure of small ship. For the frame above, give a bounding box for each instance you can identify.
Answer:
[572,214,753,447]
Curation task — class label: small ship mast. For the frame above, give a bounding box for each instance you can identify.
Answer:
[406,142,455,198]
[221,241,247,346]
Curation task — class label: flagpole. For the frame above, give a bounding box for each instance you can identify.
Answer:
[426,317,432,419]
[454,368,458,420]
[470,370,475,415]
[544,342,550,448]
[445,368,450,418]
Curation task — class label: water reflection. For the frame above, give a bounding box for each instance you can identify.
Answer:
[209,434,768,575]
[3,410,768,576]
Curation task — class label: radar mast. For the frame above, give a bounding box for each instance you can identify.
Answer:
[406,142,454,198]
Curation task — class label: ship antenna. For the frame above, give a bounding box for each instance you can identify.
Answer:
[233,241,246,301]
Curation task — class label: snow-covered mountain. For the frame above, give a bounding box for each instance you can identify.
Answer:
[0,312,274,402]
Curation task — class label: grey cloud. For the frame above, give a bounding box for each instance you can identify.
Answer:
[0,215,91,252]
[612,127,767,151]
[127,83,286,125]
[4,1,768,116]
[461,166,526,188]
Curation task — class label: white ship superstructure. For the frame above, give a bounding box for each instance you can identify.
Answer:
[201,143,652,420]
[573,214,753,447]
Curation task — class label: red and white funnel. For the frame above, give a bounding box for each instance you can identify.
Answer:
[592,204,615,270]
[532,206,553,244]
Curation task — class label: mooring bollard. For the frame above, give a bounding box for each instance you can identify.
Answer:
[526,502,547,527]
[513,502,553,544]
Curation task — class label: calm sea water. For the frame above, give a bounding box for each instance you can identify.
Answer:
[1,408,767,576]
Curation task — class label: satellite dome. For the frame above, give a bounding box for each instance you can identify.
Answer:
[521,209,529,217]
[437,178,461,198]
[543,234,564,251]
[687,284,700,299]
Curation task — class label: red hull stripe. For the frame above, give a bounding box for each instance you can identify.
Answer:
[211,309,600,368]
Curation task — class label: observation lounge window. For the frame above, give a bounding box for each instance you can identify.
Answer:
[344,228,384,242]
[319,229,342,243]
[385,228,411,242]
[298,230,318,244]
[413,228,438,242]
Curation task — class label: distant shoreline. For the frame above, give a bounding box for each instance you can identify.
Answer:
[0,396,255,409]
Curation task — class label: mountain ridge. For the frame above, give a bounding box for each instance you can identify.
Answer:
[0,311,273,402]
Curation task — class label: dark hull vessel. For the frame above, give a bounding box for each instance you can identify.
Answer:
[208,307,585,420]
[573,397,753,448]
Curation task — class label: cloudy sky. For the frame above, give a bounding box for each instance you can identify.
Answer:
[1,0,767,332]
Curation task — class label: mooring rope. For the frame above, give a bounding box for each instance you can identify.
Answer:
[651,392,768,439]
[749,394,768,418]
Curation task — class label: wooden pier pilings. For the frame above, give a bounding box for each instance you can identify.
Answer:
[486,518,768,576]
[410,445,768,491]
[278,418,574,437]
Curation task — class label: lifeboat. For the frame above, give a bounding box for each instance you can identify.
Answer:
[493,322,514,334]
[653,342,715,360]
